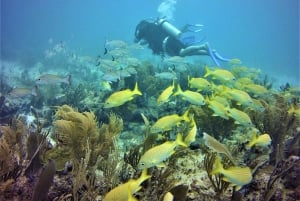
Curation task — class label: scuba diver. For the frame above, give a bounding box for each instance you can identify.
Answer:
[134,18,230,66]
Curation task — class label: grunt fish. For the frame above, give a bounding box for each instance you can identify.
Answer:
[137,133,187,169]
[173,84,205,106]
[8,86,38,98]
[103,169,150,201]
[157,80,175,105]
[103,82,142,108]
[35,74,71,85]
[211,156,252,189]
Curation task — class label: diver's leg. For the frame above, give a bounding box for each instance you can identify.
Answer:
[212,50,231,62]
[179,43,209,56]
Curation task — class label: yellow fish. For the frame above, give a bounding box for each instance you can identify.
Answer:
[188,76,211,92]
[206,98,230,120]
[150,110,190,133]
[173,84,205,106]
[228,58,242,65]
[211,95,230,107]
[137,133,187,169]
[103,169,150,201]
[248,98,265,112]
[204,66,235,82]
[246,133,271,149]
[157,80,175,105]
[287,104,300,118]
[184,115,197,146]
[243,84,268,96]
[223,88,253,106]
[227,108,253,126]
[104,82,142,108]
[211,156,252,188]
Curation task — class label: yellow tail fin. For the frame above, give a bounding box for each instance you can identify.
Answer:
[133,82,142,96]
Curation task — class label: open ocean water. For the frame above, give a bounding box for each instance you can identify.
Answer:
[1,0,299,85]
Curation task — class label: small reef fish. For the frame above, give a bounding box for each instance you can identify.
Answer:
[243,84,268,96]
[203,132,236,164]
[163,192,174,201]
[105,39,127,51]
[155,70,177,80]
[248,98,265,112]
[103,169,150,201]
[246,133,271,149]
[173,84,205,106]
[157,80,175,105]
[227,108,253,126]
[204,66,235,82]
[287,105,300,118]
[104,82,142,108]
[211,95,230,108]
[188,76,211,92]
[211,156,252,189]
[102,71,121,82]
[8,86,38,98]
[228,58,242,65]
[35,74,71,85]
[150,110,190,133]
[100,81,112,91]
[223,88,253,106]
[184,115,197,146]
[206,98,230,120]
[137,133,187,169]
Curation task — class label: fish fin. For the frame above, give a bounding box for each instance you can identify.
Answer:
[175,133,188,147]
[246,132,257,149]
[181,109,190,122]
[156,162,166,168]
[173,84,182,96]
[31,85,38,96]
[140,113,150,127]
[65,75,71,85]
[204,66,211,77]
[137,168,151,184]
[222,177,230,182]
[211,155,224,175]
[133,82,142,95]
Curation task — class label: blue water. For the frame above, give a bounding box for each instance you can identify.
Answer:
[1,0,299,85]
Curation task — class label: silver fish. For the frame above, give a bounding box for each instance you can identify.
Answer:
[8,86,38,98]
[35,74,71,85]
[155,71,177,80]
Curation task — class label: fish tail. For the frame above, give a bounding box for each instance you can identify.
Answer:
[211,155,224,175]
[64,75,71,85]
[246,132,257,149]
[31,85,38,96]
[204,66,211,77]
[187,75,191,88]
[173,84,183,96]
[133,82,142,96]
[181,109,190,122]
[175,133,188,147]
[137,168,151,185]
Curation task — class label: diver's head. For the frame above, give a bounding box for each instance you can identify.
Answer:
[135,20,152,42]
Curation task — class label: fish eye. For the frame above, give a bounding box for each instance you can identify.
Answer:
[140,162,145,166]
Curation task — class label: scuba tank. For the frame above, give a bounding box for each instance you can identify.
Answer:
[157,18,182,39]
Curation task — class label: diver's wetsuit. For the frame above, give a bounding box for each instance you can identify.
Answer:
[135,20,186,57]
